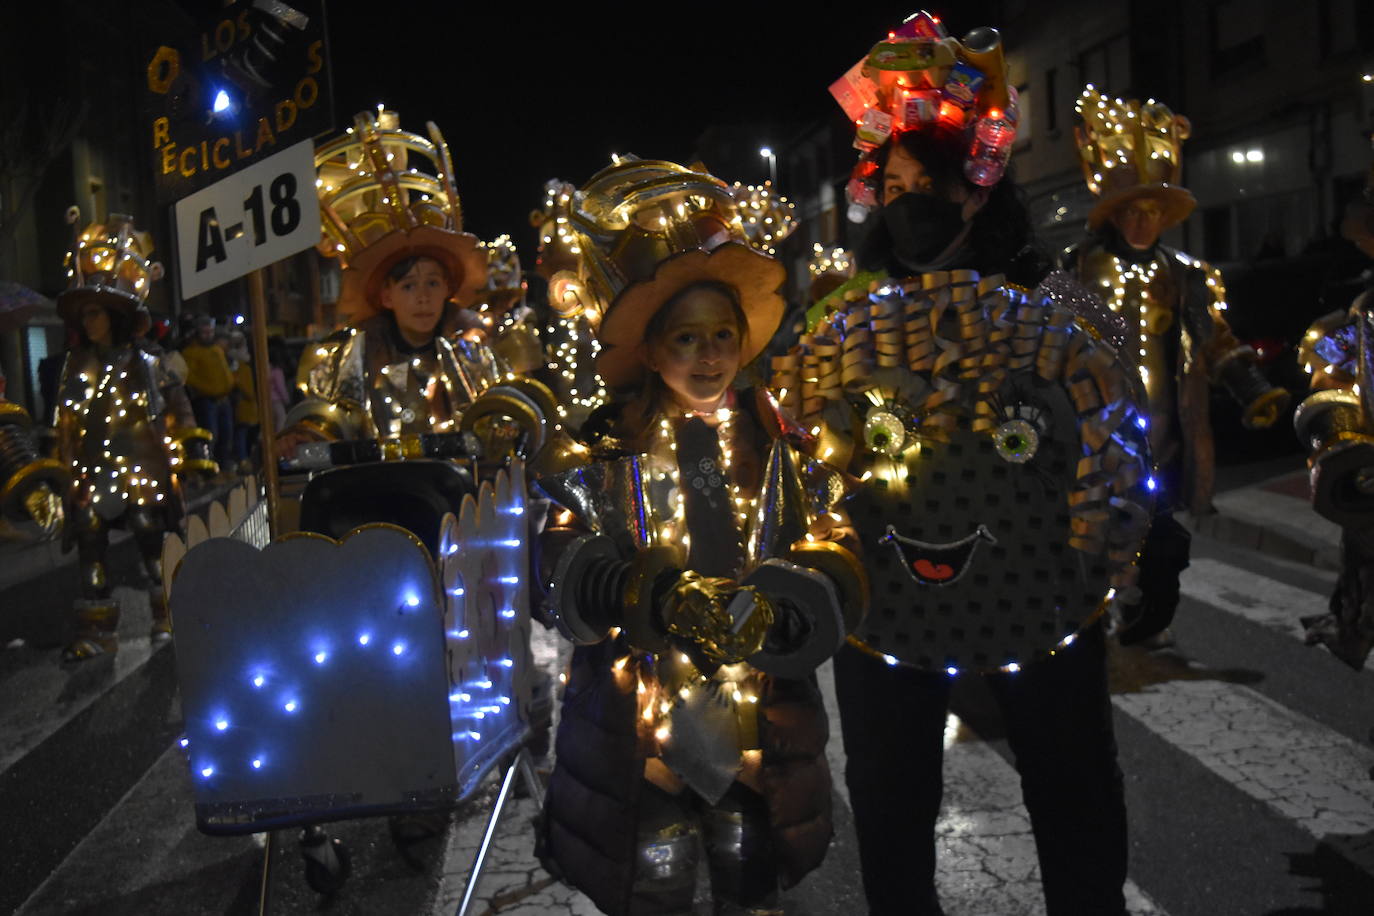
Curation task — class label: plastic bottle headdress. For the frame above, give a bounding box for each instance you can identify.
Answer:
[829,10,1019,215]
[314,109,487,324]
[1074,86,1196,231]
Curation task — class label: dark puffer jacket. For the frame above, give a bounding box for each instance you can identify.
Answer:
[537,638,833,915]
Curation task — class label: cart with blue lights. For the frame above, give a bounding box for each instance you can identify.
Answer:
[163,442,543,914]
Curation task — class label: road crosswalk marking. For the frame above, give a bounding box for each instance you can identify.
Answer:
[1179,558,1332,645]
[1113,679,1374,839]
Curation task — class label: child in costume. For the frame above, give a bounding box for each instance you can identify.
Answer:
[533,158,866,916]
[278,110,506,456]
[52,209,211,661]
[785,13,1156,914]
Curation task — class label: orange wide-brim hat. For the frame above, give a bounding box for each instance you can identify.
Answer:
[595,242,786,391]
[337,225,488,326]
[1088,183,1197,233]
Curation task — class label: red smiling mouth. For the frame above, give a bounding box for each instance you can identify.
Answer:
[880,524,998,587]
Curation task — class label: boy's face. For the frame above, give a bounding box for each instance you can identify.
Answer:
[381,258,451,343]
[80,301,112,345]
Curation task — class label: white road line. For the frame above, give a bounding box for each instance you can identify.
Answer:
[1180,558,1333,644]
[820,660,1164,915]
[1113,679,1374,839]
[0,585,158,775]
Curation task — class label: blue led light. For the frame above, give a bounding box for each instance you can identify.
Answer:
[500,608,516,619]
[358,633,371,646]
[499,539,520,548]
[1146,476,1158,492]
[448,587,465,597]
[945,666,959,677]
[212,89,230,113]
[1135,416,1148,430]
[447,629,470,639]
[882,654,898,666]
[314,651,328,664]
[283,700,298,713]
[446,544,459,555]
[469,731,481,741]
[215,718,229,731]
[475,679,492,689]
[404,593,420,608]
[179,737,190,748]
[449,691,472,702]
[498,658,514,668]
[505,505,525,516]
[392,642,406,656]
[252,674,265,688]
[252,758,263,769]
[498,576,519,585]
[474,711,485,719]
[200,765,215,778]
[499,696,511,705]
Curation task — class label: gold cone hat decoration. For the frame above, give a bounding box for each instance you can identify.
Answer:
[314,108,487,324]
[541,156,786,390]
[57,207,163,326]
[1075,85,1197,231]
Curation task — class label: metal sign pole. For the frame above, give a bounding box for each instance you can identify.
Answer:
[247,268,280,536]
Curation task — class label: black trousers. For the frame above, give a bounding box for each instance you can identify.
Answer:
[833,623,1127,916]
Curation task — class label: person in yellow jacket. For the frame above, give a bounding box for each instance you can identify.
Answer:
[180,315,234,466]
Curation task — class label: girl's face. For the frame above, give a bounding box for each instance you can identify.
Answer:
[380,257,451,344]
[647,285,743,414]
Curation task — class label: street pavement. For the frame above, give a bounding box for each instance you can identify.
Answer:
[3,457,1374,915]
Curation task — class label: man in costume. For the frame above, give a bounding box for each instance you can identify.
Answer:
[1293,152,1374,672]
[52,209,213,661]
[784,13,1156,913]
[1065,86,1290,644]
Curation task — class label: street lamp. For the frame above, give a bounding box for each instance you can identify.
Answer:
[759,146,776,186]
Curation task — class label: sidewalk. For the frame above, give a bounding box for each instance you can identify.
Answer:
[1183,463,1342,572]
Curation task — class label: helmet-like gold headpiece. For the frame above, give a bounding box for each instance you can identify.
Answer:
[314,108,486,323]
[1075,85,1196,231]
[58,207,162,326]
[541,156,786,390]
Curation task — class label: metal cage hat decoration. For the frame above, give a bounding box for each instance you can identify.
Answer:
[57,207,162,332]
[1075,86,1197,232]
[314,109,487,325]
[538,157,786,391]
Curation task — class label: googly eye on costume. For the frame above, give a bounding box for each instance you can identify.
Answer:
[993,418,1038,463]
[862,408,907,456]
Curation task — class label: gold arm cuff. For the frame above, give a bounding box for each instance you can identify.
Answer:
[177,459,219,475]
[0,401,33,426]
[1,458,68,521]
[170,426,214,444]
[293,416,342,442]
[786,539,869,635]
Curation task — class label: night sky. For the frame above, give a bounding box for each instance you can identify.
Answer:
[324,3,997,255]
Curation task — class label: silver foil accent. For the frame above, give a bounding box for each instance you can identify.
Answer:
[746,439,811,564]
[659,683,743,804]
[1035,269,1127,350]
[535,455,654,556]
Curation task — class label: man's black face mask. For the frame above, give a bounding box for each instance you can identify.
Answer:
[859,192,966,274]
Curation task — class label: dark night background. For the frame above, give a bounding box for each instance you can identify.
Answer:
[322,3,989,249]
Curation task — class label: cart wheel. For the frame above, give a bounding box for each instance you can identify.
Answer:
[300,828,351,894]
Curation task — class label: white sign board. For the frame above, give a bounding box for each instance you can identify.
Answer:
[174,139,320,300]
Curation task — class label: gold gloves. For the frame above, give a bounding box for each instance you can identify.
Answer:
[659,571,775,665]
[23,484,63,536]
